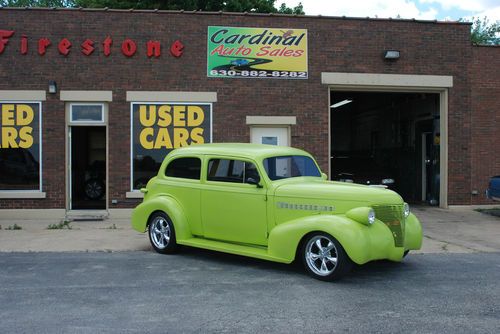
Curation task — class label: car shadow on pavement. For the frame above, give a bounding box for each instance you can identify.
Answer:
[174,245,301,273]
[154,244,417,282]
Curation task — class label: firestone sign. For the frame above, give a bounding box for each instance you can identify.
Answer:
[0,30,184,58]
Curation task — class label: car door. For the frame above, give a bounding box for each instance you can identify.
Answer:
[201,157,268,246]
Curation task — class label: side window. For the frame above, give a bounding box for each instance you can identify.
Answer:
[208,159,259,184]
[165,157,201,180]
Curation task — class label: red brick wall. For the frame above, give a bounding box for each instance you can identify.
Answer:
[471,46,500,204]
[0,8,474,208]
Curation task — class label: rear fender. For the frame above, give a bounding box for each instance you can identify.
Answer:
[131,196,192,241]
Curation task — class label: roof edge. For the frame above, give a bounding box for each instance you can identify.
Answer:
[0,6,472,25]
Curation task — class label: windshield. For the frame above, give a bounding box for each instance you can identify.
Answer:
[263,155,321,180]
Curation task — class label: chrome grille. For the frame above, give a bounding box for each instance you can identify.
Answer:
[372,205,405,247]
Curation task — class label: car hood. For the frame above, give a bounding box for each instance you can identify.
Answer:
[273,178,403,212]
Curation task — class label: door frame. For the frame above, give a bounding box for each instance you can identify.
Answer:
[246,116,296,146]
[250,126,290,146]
[65,102,109,212]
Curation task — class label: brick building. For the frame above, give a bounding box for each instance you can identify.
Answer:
[0,7,498,219]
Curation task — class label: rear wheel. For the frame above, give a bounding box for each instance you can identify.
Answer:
[148,212,178,254]
[301,232,352,281]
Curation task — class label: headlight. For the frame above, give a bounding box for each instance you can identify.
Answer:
[346,207,376,226]
[381,178,395,184]
[403,203,410,218]
[368,209,376,225]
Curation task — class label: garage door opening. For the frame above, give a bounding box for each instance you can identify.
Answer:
[330,91,440,205]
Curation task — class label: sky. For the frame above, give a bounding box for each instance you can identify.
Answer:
[280,0,500,22]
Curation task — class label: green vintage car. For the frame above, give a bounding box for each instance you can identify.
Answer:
[132,143,422,281]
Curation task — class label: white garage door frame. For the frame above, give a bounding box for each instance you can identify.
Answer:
[322,72,453,208]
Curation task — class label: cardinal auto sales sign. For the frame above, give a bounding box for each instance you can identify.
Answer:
[207,26,308,79]
[0,29,184,58]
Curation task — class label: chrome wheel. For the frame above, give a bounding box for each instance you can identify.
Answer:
[305,235,338,276]
[301,232,351,281]
[149,215,171,250]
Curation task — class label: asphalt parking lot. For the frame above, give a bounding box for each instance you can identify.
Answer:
[1,206,499,333]
[1,251,499,333]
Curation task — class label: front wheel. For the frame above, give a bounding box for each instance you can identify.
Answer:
[148,212,178,254]
[301,233,352,281]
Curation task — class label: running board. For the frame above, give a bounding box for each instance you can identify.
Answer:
[178,238,290,264]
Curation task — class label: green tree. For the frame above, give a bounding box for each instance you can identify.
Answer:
[0,0,73,5]
[70,0,303,14]
[277,1,303,15]
[0,0,303,14]
[461,17,500,45]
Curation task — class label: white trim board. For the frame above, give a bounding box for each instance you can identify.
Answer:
[60,91,113,102]
[321,72,453,88]
[246,116,296,125]
[0,90,46,101]
[126,91,217,102]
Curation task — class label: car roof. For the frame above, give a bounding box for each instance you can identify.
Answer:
[168,143,311,160]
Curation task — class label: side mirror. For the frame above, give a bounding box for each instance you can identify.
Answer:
[321,173,328,180]
[246,176,262,188]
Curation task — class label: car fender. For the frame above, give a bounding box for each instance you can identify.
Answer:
[131,195,192,240]
[267,215,399,265]
[404,213,423,250]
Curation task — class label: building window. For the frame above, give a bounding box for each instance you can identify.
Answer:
[0,102,42,191]
[165,157,201,180]
[70,104,104,123]
[130,102,212,190]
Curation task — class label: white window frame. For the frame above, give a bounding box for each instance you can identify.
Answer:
[129,102,213,193]
[69,103,105,124]
[0,100,44,197]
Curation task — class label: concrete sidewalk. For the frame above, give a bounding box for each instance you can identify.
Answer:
[0,206,499,254]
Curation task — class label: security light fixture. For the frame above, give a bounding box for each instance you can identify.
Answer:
[330,99,352,108]
[48,81,57,94]
[384,50,400,60]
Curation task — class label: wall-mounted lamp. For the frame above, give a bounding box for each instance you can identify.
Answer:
[330,99,352,108]
[384,50,400,60]
[48,80,57,94]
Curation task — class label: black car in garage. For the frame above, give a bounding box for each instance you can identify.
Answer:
[331,154,395,188]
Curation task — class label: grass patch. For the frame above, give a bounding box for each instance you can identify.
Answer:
[5,224,22,230]
[47,221,73,230]
[475,208,500,218]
